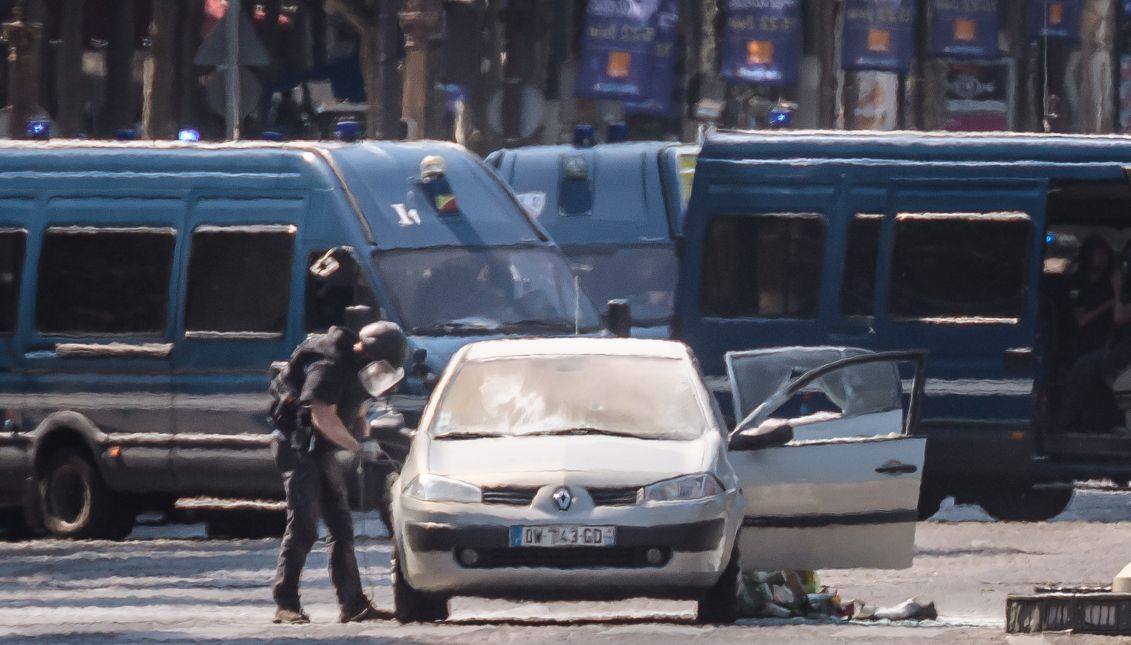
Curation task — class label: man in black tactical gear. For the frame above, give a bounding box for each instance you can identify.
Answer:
[271,321,408,624]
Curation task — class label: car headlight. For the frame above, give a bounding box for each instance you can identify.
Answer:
[643,473,724,503]
[404,474,482,503]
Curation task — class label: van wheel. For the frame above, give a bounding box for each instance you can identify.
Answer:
[391,546,448,622]
[697,548,740,624]
[39,449,135,540]
[978,483,1073,522]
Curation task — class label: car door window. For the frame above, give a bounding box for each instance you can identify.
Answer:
[184,226,295,337]
[0,230,25,333]
[889,212,1031,322]
[700,213,825,319]
[36,227,176,336]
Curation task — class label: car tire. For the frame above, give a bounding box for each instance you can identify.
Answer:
[977,483,1073,522]
[697,548,740,624]
[392,546,448,623]
[39,448,136,540]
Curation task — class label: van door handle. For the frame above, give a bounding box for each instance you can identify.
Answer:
[875,461,918,475]
[55,343,174,359]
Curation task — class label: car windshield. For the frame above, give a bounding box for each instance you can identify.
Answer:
[565,246,677,325]
[430,355,709,441]
[375,246,602,335]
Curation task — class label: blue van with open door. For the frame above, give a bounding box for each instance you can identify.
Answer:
[0,140,598,539]
[488,142,697,337]
[676,130,1131,521]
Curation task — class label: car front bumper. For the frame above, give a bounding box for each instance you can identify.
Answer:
[396,493,740,598]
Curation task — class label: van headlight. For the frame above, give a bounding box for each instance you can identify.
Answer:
[643,474,724,503]
[404,474,482,503]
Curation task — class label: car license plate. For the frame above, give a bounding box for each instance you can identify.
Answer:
[510,525,616,548]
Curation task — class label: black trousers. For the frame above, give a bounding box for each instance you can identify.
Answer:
[271,439,368,614]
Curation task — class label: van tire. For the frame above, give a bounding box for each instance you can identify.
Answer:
[38,449,135,540]
[697,548,740,624]
[977,483,1073,522]
[391,546,448,622]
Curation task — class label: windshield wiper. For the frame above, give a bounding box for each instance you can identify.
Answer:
[412,321,501,336]
[521,427,646,440]
[499,319,603,334]
[432,431,507,440]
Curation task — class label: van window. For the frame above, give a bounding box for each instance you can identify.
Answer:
[185,226,295,335]
[700,214,826,319]
[0,230,25,333]
[889,212,1031,321]
[36,227,176,335]
[842,214,882,317]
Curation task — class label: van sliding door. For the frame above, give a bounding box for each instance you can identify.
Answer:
[873,180,1047,479]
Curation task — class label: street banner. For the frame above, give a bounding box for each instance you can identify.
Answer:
[625,0,680,116]
[842,0,918,73]
[928,0,1000,59]
[1027,0,1080,41]
[576,0,663,101]
[719,0,803,87]
[942,59,1014,131]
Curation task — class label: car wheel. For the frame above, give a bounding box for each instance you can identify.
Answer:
[39,449,135,540]
[697,548,740,624]
[392,546,448,623]
[977,483,1073,522]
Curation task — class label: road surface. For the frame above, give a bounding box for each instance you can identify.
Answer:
[0,488,1128,644]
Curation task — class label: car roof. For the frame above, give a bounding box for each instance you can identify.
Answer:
[460,337,691,361]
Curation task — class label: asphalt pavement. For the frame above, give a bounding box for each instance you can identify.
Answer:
[0,488,1129,644]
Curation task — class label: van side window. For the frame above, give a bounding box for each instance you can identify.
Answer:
[700,214,825,319]
[0,230,26,333]
[842,214,882,317]
[36,227,176,335]
[185,226,295,335]
[889,212,1031,321]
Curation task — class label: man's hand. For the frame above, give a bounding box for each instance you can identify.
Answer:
[310,401,362,452]
[359,438,385,463]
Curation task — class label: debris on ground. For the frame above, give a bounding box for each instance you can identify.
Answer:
[737,569,939,623]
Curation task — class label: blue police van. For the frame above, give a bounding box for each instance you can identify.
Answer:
[676,130,1131,521]
[0,140,599,539]
[487,141,698,336]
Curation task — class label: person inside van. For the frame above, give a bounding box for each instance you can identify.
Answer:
[1059,235,1122,434]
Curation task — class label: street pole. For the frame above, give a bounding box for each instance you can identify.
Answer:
[226,0,242,140]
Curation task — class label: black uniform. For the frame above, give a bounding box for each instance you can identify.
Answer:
[272,326,371,619]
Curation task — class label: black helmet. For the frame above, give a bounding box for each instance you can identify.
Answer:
[358,321,408,369]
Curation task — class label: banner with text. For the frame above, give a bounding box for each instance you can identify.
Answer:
[842,0,918,73]
[576,0,663,102]
[928,0,1000,59]
[720,0,803,87]
[1027,0,1080,41]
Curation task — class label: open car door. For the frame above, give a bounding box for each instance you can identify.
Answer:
[726,349,927,571]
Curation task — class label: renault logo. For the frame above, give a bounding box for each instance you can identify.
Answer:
[552,487,573,511]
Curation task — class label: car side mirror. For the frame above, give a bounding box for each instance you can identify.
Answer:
[606,299,632,338]
[728,422,793,451]
[345,305,379,331]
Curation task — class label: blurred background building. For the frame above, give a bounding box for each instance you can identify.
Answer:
[0,0,1127,151]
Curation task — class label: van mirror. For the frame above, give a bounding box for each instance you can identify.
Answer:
[606,299,632,338]
[728,421,793,452]
[345,305,379,331]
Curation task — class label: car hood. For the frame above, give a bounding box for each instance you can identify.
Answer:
[425,434,712,487]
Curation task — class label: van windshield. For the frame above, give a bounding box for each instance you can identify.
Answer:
[375,246,602,335]
[565,245,677,324]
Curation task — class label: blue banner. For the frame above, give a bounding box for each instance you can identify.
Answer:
[624,0,680,116]
[928,0,1000,59]
[720,0,802,87]
[842,0,918,73]
[1028,0,1080,41]
[575,0,662,101]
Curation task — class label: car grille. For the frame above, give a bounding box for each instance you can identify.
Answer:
[588,487,640,506]
[481,486,539,506]
[467,547,668,569]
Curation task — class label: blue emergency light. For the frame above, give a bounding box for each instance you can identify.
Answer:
[607,122,629,143]
[261,130,285,142]
[26,120,50,140]
[768,106,793,129]
[115,129,138,141]
[177,128,201,142]
[573,124,595,147]
[335,120,361,142]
